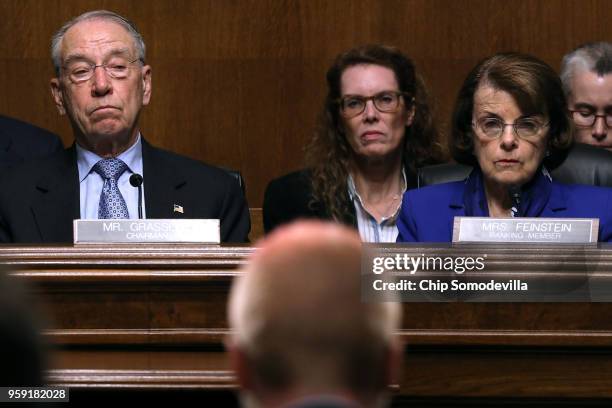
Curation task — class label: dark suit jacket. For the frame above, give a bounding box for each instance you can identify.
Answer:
[263,168,418,234]
[0,115,63,170]
[397,179,612,242]
[0,139,250,243]
[263,169,332,233]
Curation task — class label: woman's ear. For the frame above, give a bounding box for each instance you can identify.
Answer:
[405,100,415,127]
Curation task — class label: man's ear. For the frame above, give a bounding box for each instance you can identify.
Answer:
[141,65,152,106]
[50,78,66,116]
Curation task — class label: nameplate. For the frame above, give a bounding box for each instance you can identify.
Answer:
[73,219,220,244]
[452,217,599,243]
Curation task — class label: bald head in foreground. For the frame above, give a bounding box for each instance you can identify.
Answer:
[227,221,402,408]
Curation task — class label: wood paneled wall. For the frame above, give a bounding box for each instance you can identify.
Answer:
[1,0,611,206]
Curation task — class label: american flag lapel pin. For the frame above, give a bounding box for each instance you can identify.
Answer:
[173,204,184,214]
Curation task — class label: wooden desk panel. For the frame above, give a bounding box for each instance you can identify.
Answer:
[49,350,233,389]
[3,244,612,401]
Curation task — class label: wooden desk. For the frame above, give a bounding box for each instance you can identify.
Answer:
[4,244,612,405]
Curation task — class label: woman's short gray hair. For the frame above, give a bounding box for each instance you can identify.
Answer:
[51,10,146,76]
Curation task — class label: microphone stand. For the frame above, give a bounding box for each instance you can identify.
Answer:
[129,174,144,219]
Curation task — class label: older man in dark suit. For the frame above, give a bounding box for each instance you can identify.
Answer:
[0,10,249,243]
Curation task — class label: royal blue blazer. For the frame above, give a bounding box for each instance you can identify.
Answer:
[397,180,612,243]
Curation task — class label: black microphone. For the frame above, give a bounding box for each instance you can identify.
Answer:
[509,185,522,218]
[129,173,144,219]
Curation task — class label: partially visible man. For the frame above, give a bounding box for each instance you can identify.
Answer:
[227,221,402,408]
[0,10,249,243]
[0,271,47,386]
[561,42,612,151]
[0,115,63,170]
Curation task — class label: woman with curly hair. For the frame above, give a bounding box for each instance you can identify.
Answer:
[263,44,443,242]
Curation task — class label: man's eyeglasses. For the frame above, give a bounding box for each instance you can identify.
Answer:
[338,91,410,118]
[569,110,612,128]
[63,58,142,84]
[472,117,549,140]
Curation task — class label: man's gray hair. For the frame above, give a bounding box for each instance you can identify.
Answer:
[228,221,402,405]
[51,10,146,77]
[560,41,612,96]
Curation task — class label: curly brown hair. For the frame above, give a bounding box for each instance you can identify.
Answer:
[305,44,443,223]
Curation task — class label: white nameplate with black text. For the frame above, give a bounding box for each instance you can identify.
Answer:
[452,217,598,243]
[73,219,220,244]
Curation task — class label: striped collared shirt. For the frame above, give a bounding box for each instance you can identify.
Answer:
[347,169,407,243]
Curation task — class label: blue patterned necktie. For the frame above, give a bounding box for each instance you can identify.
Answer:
[92,158,130,219]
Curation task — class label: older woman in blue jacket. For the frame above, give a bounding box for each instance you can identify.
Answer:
[397,53,612,243]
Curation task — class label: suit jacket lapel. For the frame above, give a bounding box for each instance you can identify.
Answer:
[141,138,188,218]
[31,146,79,242]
